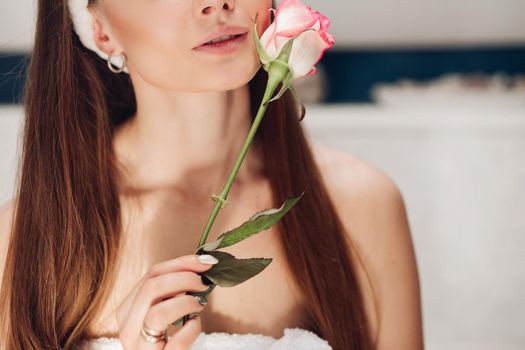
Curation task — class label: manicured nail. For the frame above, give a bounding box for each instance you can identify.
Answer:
[198,254,219,265]
[194,295,208,306]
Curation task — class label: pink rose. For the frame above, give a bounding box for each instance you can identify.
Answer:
[258,0,336,80]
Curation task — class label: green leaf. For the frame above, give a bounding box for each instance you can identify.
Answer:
[197,191,305,252]
[197,235,226,253]
[276,38,294,63]
[253,12,274,64]
[266,71,295,104]
[289,85,306,122]
[201,253,273,287]
[262,62,271,73]
[205,250,236,262]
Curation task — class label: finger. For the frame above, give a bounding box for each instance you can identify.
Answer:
[135,325,169,350]
[120,271,209,338]
[139,271,209,307]
[116,254,216,328]
[143,294,205,334]
[164,316,202,350]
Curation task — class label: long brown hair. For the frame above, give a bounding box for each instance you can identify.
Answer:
[0,0,376,349]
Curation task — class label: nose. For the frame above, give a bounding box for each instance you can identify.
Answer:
[197,0,235,16]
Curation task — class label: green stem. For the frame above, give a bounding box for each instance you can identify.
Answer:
[197,65,286,248]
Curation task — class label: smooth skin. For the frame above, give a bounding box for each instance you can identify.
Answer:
[116,254,216,349]
[0,147,425,349]
[88,0,273,201]
[0,145,425,349]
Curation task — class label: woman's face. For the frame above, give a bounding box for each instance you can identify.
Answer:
[90,0,272,92]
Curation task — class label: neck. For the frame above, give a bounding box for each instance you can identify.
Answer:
[113,83,263,202]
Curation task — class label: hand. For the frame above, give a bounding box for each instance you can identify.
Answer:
[115,254,218,349]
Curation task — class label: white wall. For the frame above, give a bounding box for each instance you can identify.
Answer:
[1,0,525,51]
[0,106,22,202]
[312,0,525,48]
[0,1,35,51]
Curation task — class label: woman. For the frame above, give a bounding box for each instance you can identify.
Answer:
[0,0,424,349]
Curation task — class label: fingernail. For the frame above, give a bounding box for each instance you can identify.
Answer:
[194,295,208,306]
[198,254,219,265]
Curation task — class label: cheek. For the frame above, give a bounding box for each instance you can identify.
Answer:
[254,0,273,36]
[128,21,264,89]
[112,0,272,91]
[112,12,191,87]
[183,42,261,91]
[129,40,260,91]
[107,0,189,59]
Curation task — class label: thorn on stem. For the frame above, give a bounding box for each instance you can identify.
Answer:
[210,194,228,208]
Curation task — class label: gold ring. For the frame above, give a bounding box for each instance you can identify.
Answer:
[141,323,167,343]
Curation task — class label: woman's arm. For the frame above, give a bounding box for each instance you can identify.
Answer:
[317,145,424,349]
[0,199,14,294]
[0,199,15,348]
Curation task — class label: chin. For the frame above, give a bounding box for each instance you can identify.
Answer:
[208,77,251,91]
[206,62,261,91]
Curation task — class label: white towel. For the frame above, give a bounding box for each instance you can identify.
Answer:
[81,327,333,350]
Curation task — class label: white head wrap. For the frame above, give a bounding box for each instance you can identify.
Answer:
[68,0,129,73]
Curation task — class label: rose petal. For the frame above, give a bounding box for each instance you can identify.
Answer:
[259,21,279,58]
[274,0,318,38]
[273,34,294,55]
[312,11,336,46]
[256,0,336,79]
[288,28,333,79]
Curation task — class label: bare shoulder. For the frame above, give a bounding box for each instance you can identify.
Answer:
[0,199,15,244]
[0,198,16,287]
[311,142,424,349]
[0,199,15,346]
[312,141,400,201]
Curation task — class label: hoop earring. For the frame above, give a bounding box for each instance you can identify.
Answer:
[107,52,127,73]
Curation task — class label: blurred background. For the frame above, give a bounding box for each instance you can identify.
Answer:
[1,0,524,349]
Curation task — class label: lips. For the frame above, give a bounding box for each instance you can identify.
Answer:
[194,25,249,49]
